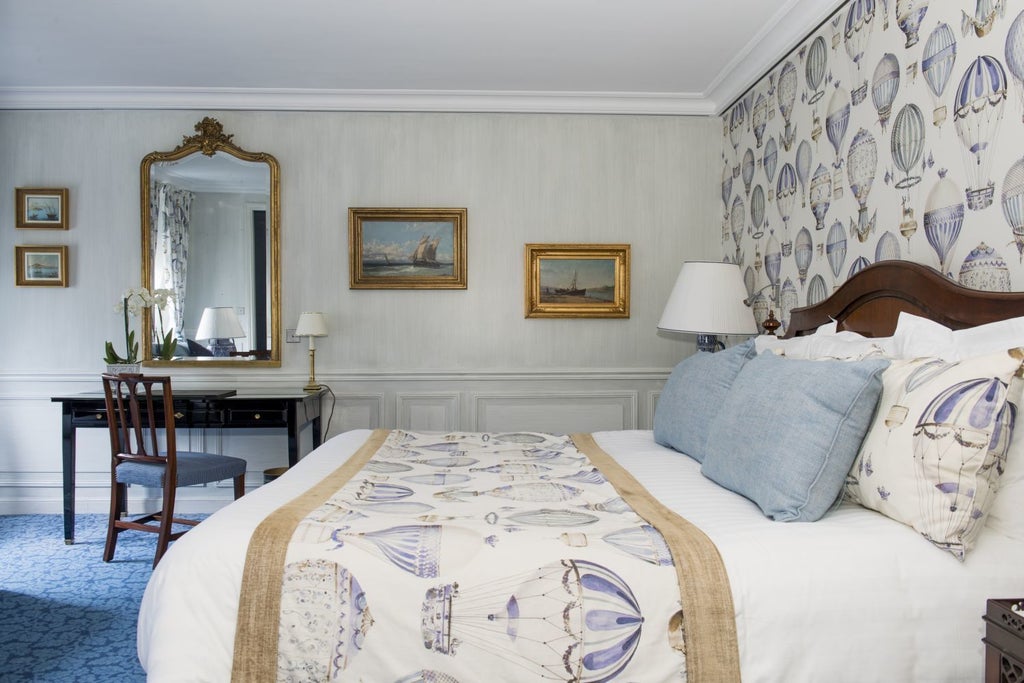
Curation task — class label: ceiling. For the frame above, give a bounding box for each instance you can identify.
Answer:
[0,0,843,116]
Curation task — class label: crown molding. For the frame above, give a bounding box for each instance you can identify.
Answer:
[0,86,716,116]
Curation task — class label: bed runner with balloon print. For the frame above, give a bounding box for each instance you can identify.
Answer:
[232,430,739,683]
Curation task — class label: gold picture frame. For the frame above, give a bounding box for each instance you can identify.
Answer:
[16,188,69,229]
[349,207,468,289]
[15,245,69,287]
[525,243,630,318]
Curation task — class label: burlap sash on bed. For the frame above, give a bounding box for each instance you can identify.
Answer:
[232,430,740,682]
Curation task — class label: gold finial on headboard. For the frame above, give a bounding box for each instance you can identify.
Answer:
[762,310,781,336]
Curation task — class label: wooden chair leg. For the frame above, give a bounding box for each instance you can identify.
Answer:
[233,473,245,500]
[103,480,125,563]
[153,484,177,568]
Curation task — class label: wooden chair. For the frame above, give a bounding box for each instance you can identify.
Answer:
[100,373,247,567]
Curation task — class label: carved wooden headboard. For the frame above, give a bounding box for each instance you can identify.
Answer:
[784,261,1024,338]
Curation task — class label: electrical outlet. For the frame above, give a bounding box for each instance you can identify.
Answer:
[286,328,300,343]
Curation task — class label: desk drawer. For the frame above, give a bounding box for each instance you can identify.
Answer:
[71,403,191,427]
[225,407,288,427]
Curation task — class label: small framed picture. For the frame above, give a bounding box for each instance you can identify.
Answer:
[16,188,69,229]
[349,207,468,289]
[525,243,630,318]
[15,245,69,287]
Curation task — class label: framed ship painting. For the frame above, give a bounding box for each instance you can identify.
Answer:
[525,243,630,318]
[15,188,69,229]
[15,245,69,287]
[349,207,467,289]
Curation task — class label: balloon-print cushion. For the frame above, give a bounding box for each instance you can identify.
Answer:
[844,349,1023,560]
[701,353,889,522]
[653,339,757,463]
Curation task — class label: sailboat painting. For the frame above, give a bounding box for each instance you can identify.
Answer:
[525,243,630,318]
[349,208,467,289]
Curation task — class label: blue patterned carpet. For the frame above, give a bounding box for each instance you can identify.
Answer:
[0,514,176,682]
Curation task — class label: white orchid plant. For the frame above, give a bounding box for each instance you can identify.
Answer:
[104,287,178,364]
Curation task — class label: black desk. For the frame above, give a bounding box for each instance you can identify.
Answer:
[51,388,326,543]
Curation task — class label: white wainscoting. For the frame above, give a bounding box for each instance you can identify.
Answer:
[0,369,668,516]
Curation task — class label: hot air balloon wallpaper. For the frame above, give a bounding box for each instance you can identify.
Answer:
[896,0,928,48]
[720,0,1023,302]
[778,61,799,150]
[1001,157,1024,260]
[954,55,1007,210]
[742,148,756,196]
[871,53,901,130]
[1005,11,1024,122]
[845,0,878,105]
[805,36,828,105]
[923,23,957,126]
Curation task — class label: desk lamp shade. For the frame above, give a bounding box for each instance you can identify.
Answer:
[658,261,757,352]
[295,312,328,392]
[195,306,246,356]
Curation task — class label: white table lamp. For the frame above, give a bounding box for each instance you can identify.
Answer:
[658,261,757,352]
[195,306,246,356]
[295,311,328,392]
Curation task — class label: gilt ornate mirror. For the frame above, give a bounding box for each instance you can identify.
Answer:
[141,117,281,367]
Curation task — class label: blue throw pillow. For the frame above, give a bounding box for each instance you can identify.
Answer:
[654,339,757,462]
[700,353,889,522]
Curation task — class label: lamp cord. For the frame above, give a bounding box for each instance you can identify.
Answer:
[320,383,336,438]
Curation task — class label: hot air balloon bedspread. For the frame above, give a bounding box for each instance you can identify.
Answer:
[138,263,1024,682]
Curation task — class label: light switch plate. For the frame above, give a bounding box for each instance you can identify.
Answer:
[286,328,299,343]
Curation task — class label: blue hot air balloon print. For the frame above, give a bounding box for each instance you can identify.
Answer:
[954,55,1008,210]
[728,103,745,156]
[924,171,965,276]
[356,481,414,502]
[395,671,462,683]
[871,53,901,130]
[796,140,813,207]
[847,128,878,242]
[923,22,957,125]
[752,92,768,147]
[912,376,1015,559]
[875,230,902,261]
[763,136,779,188]
[827,219,848,280]
[721,164,733,216]
[750,184,766,238]
[795,227,814,287]
[845,0,877,105]
[848,255,872,278]
[743,265,756,301]
[776,162,798,232]
[778,61,798,150]
[963,0,1008,39]
[1001,157,1024,261]
[779,278,799,333]
[1006,10,1024,122]
[958,242,1012,291]
[742,148,756,197]
[809,163,832,231]
[765,232,782,294]
[602,526,674,566]
[334,524,480,578]
[807,274,829,306]
[896,0,928,47]
[826,87,851,168]
[731,195,746,258]
[891,103,926,190]
[421,560,646,682]
[806,35,828,105]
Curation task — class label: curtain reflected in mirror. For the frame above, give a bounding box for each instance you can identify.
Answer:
[140,118,280,367]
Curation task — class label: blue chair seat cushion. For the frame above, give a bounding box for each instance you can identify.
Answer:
[116,451,246,488]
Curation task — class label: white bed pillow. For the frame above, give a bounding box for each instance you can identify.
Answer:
[755,329,894,360]
[985,376,1024,541]
[892,312,1024,361]
[845,349,1023,560]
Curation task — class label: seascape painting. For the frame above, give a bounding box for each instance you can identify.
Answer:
[539,258,617,304]
[360,220,456,278]
[349,207,467,289]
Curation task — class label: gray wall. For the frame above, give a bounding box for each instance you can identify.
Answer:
[0,110,719,512]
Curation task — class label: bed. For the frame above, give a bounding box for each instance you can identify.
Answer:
[138,261,1024,682]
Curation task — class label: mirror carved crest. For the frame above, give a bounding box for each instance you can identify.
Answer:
[141,117,281,367]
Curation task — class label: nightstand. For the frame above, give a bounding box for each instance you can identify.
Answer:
[984,599,1024,683]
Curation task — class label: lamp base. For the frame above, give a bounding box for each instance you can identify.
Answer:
[696,334,724,353]
[302,382,322,393]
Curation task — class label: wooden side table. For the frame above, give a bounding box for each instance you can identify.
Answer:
[984,599,1024,683]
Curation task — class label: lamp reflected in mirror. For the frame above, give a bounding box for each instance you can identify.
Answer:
[295,312,328,392]
[195,306,246,356]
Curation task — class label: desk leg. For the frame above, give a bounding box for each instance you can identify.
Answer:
[312,415,323,449]
[287,404,299,468]
[61,409,75,544]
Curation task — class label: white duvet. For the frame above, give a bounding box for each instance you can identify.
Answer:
[138,429,1024,682]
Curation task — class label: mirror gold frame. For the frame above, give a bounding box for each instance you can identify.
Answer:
[140,117,281,367]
